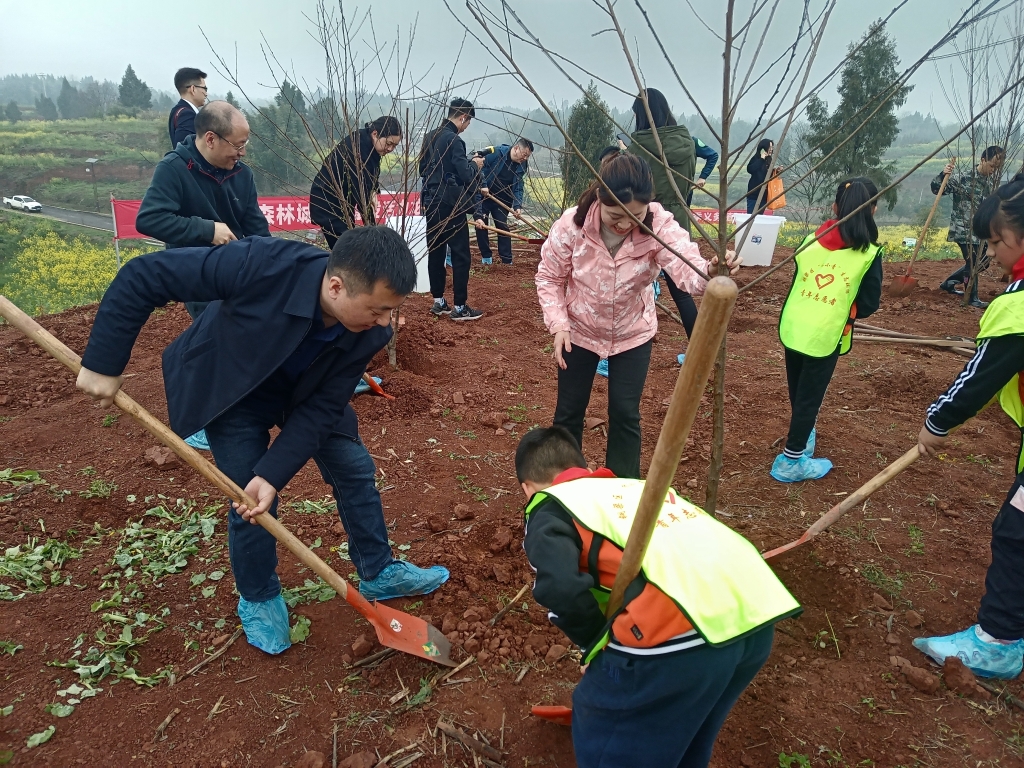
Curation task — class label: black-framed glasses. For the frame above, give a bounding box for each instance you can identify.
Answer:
[192,84,208,93]
[214,132,249,152]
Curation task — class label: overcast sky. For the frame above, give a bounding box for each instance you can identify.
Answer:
[0,0,1003,121]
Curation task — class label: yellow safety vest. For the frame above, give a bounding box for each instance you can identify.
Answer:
[527,478,801,654]
[779,237,881,357]
[977,284,1024,471]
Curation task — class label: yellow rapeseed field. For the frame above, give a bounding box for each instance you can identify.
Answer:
[2,231,151,316]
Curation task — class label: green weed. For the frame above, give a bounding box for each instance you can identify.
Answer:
[0,537,81,600]
[905,524,924,556]
[860,563,904,598]
[282,578,337,608]
[456,474,490,502]
[79,479,116,499]
[101,414,118,427]
[779,753,812,768]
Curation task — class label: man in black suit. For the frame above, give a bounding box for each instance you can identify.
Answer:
[75,227,450,655]
[168,67,208,148]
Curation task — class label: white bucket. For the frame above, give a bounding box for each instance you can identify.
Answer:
[386,216,431,293]
[732,214,786,267]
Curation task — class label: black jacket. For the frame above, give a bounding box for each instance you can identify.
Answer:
[746,154,771,200]
[136,136,270,249]
[927,281,1024,437]
[310,128,382,239]
[80,237,388,491]
[168,98,197,149]
[419,120,478,217]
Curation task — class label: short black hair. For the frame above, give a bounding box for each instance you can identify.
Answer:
[327,225,417,296]
[598,145,621,167]
[194,101,241,138]
[367,115,402,138]
[174,67,207,93]
[982,145,1006,161]
[515,137,535,152]
[448,98,475,119]
[973,179,1024,241]
[515,426,587,485]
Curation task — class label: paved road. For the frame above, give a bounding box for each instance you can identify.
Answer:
[37,205,114,232]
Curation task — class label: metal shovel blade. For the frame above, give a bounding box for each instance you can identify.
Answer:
[365,599,456,666]
[887,274,917,298]
[531,705,573,726]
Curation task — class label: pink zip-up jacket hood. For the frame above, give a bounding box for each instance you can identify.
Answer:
[536,201,711,358]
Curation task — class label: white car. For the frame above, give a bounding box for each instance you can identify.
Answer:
[3,195,42,212]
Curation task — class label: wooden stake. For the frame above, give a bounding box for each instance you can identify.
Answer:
[153,707,180,742]
[489,583,530,626]
[206,695,225,721]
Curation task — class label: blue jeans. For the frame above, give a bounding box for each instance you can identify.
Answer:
[572,626,774,768]
[205,399,393,602]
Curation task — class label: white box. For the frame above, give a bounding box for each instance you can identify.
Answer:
[732,214,786,267]
[386,215,431,293]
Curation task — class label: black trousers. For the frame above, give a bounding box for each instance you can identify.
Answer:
[979,470,1024,639]
[553,340,653,478]
[476,198,512,263]
[572,626,774,768]
[944,241,990,285]
[783,345,840,458]
[426,207,471,307]
[663,272,698,338]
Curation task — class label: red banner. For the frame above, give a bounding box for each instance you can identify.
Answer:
[111,192,422,241]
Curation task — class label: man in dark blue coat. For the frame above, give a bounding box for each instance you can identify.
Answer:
[76,227,449,655]
[168,67,208,149]
[472,138,532,265]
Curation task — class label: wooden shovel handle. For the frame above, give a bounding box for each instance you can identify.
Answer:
[469,221,534,243]
[906,163,954,275]
[0,296,367,611]
[605,277,738,617]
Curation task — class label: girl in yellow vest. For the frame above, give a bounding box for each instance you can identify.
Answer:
[517,426,799,767]
[914,177,1024,678]
[773,177,884,482]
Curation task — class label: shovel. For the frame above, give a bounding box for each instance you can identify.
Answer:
[0,296,456,667]
[481,191,550,239]
[761,445,919,560]
[531,276,739,726]
[888,164,953,298]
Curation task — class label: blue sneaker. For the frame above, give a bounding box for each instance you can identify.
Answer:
[676,353,686,366]
[184,429,210,451]
[238,595,291,655]
[354,376,382,395]
[770,453,833,482]
[804,428,816,458]
[913,625,1024,679]
[359,561,450,602]
[596,359,609,378]
[481,257,493,265]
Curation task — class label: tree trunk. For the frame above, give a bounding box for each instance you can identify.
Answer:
[704,339,727,513]
[387,310,399,368]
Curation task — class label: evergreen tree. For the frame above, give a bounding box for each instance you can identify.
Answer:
[118,65,152,110]
[246,81,313,195]
[804,21,912,210]
[559,82,616,208]
[57,78,82,119]
[5,101,21,123]
[225,91,240,109]
[35,95,58,121]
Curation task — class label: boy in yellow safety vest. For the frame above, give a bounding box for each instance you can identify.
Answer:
[773,177,884,482]
[516,426,800,767]
[914,176,1024,679]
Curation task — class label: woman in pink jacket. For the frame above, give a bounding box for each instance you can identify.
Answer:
[537,153,738,477]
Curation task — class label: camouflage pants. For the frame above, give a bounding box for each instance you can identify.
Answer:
[943,242,990,286]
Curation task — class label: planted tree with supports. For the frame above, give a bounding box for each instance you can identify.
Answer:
[558,83,616,208]
[455,0,1023,517]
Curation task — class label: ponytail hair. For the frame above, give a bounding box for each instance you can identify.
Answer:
[834,176,879,252]
[973,178,1024,241]
[367,115,402,138]
[573,153,655,228]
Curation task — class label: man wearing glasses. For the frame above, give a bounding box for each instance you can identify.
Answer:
[168,67,209,149]
[137,100,271,320]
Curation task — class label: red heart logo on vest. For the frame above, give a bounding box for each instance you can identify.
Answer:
[814,273,835,289]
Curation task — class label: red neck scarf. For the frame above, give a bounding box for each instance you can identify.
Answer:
[1011,255,1024,283]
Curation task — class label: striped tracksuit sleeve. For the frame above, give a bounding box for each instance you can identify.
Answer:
[926,334,1024,435]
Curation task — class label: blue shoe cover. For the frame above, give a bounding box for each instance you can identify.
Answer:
[653,280,662,299]
[359,561,450,601]
[445,255,452,268]
[184,429,210,451]
[913,625,1024,679]
[596,359,609,378]
[770,453,832,483]
[481,257,493,265]
[676,353,686,366]
[804,428,816,458]
[354,376,382,396]
[238,595,291,655]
